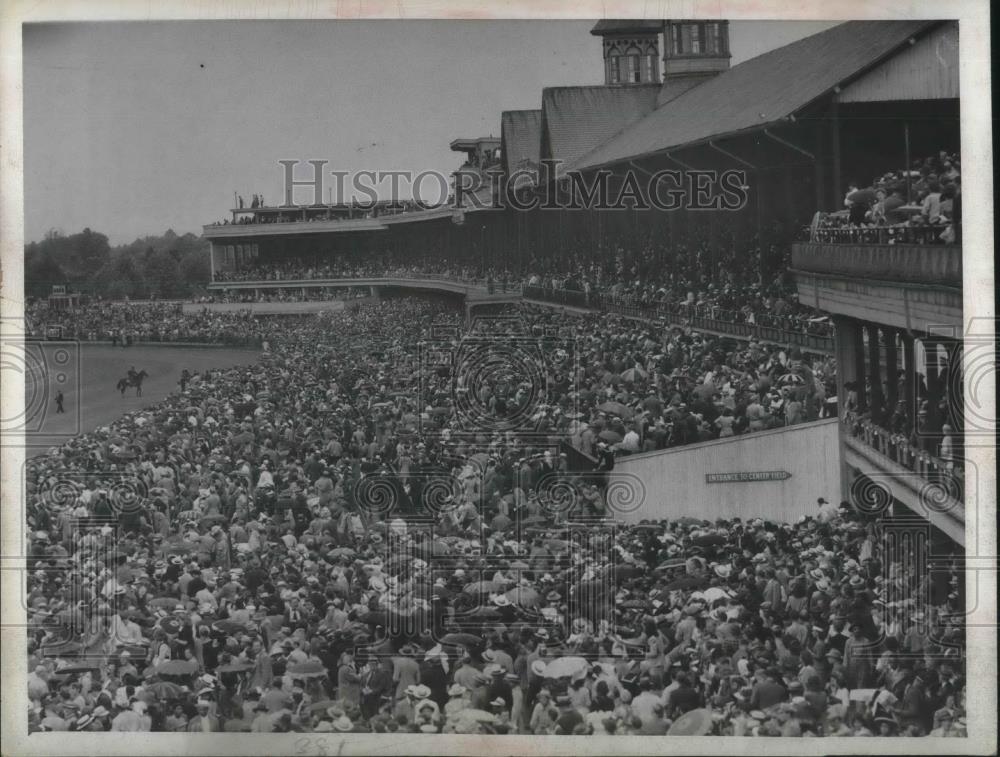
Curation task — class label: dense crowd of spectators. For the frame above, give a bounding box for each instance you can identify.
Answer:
[812,151,961,244]
[25,301,266,347]
[524,270,832,340]
[192,288,372,305]
[208,233,828,343]
[25,298,964,737]
[212,255,495,285]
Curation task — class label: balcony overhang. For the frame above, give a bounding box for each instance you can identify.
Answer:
[203,205,480,240]
[844,436,964,546]
[203,218,389,239]
[791,241,962,333]
[206,276,510,299]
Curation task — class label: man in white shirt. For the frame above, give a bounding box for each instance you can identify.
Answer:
[816,497,840,524]
[110,609,144,647]
[630,679,662,726]
[621,428,641,453]
[111,701,151,731]
[921,178,943,221]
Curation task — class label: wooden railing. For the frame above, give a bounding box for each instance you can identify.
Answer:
[843,410,963,491]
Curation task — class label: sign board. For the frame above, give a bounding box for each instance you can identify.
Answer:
[705,470,792,484]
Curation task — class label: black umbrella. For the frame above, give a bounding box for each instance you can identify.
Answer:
[212,619,248,635]
[663,575,710,591]
[692,534,727,548]
[440,632,482,647]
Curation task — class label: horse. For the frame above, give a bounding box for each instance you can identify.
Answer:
[116,369,148,397]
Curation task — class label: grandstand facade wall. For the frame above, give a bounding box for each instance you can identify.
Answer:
[612,418,841,523]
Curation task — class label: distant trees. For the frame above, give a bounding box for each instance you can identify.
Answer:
[24,228,210,299]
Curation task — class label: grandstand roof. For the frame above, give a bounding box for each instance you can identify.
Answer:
[501,109,542,177]
[540,84,661,169]
[655,73,714,108]
[590,20,663,35]
[569,20,937,173]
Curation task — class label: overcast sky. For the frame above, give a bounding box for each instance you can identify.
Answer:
[23,20,838,245]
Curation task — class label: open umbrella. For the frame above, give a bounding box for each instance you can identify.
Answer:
[505,587,540,607]
[146,681,184,699]
[674,516,707,526]
[668,708,713,736]
[440,632,482,647]
[620,367,647,383]
[597,401,632,418]
[698,586,730,603]
[328,547,356,559]
[598,429,623,444]
[846,187,878,205]
[157,616,184,635]
[287,661,327,678]
[199,513,228,526]
[544,656,589,679]
[664,575,710,591]
[231,430,255,446]
[463,581,503,595]
[149,597,183,611]
[654,558,688,573]
[613,564,644,581]
[449,709,496,724]
[691,533,727,548]
[212,619,247,635]
[155,659,198,676]
[467,453,490,469]
[309,699,338,713]
[619,599,652,610]
[55,661,102,675]
[216,661,254,674]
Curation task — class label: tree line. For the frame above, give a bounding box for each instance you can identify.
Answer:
[24,228,210,300]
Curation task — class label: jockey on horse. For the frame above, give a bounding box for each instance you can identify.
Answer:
[117,366,148,397]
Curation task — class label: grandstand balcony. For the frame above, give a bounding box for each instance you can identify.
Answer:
[202,204,465,241]
[522,284,835,353]
[792,238,965,545]
[791,240,961,332]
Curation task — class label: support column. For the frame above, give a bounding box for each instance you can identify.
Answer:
[209,241,216,282]
[853,320,868,414]
[903,332,916,435]
[814,116,828,213]
[885,327,899,419]
[833,315,861,502]
[923,336,945,448]
[924,337,940,399]
[867,323,884,425]
[830,100,842,206]
[941,338,963,465]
